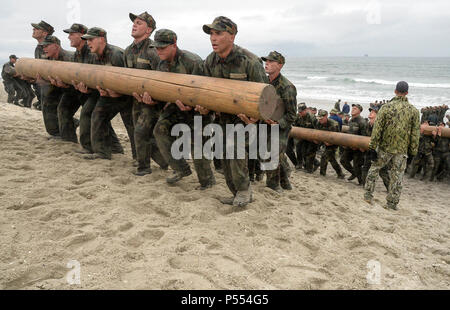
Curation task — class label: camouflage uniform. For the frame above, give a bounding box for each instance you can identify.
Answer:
[340,105,367,184]
[314,111,345,178]
[203,17,268,201]
[123,12,167,170]
[57,24,90,143]
[81,28,135,159]
[2,60,18,103]
[260,51,297,190]
[39,36,74,137]
[32,21,54,111]
[294,110,319,172]
[409,133,435,180]
[152,30,215,187]
[431,133,450,181]
[364,95,421,209]
[362,118,390,189]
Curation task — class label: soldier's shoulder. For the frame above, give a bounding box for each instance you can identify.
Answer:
[204,51,216,66]
[110,44,125,54]
[180,49,203,63]
[280,74,296,90]
[329,118,339,127]
[234,45,262,64]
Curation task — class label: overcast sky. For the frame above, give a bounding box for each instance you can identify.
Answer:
[1,0,449,61]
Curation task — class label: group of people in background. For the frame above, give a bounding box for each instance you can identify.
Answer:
[1,13,448,211]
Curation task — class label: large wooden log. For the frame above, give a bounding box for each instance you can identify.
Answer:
[15,58,283,121]
[342,125,450,138]
[290,127,370,150]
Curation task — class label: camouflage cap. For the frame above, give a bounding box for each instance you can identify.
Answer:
[31,20,55,34]
[298,103,307,111]
[9,55,18,59]
[63,23,88,34]
[203,16,238,35]
[369,106,380,113]
[150,29,177,48]
[38,35,61,46]
[330,109,338,114]
[317,109,328,119]
[81,27,107,40]
[261,51,286,65]
[352,103,363,112]
[129,11,156,29]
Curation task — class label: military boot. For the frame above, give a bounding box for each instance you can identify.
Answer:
[133,168,152,177]
[166,169,192,185]
[233,185,253,208]
[280,178,293,191]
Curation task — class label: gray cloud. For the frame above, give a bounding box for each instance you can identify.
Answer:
[0,0,449,61]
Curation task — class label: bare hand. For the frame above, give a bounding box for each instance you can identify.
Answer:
[76,81,89,94]
[175,100,193,112]
[324,142,332,147]
[238,114,258,125]
[437,127,442,137]
[142,92,156,105]
[132,92,143,103]
[195,105,210,116]
[96,86,109,97]
[48,75,58,86]
[265,119,278,125]
[55,76,69,88]
[106,88,121,98]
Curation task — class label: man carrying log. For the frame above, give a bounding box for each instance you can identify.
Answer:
[77,27,135,160]
[31,20,54,111]
[364,81,420,211]
[150,29,216,190]
[260,51,297,193]
[314,110,346,179]
[200,16,268,208]
[125,11,168,175]
[38,36,73,139]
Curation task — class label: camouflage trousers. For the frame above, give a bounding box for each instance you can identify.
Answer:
[362,153,390,189]
[364,150,408,208]
[57,90,82,143]
[320,146,344,177]
[15,79,35,107]
[79,93,122,154]
[3,80,15,103]
[132,102,167,170]
[431,152,450,181]
[340,148,364,183]
[265,126,291,188]
[41,86,63,136]
[410,152,434,180]
[153,105,215,187]
[90,96,135,160]
[303,141,319,173]
[285,137,298,167]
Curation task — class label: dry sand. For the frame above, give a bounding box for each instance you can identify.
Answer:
[0,97,449,290]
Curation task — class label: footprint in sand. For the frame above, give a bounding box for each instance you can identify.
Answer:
[7,201,46,211]
[3,264,67,290]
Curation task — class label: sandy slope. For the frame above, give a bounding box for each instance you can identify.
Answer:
[0,101,448,290]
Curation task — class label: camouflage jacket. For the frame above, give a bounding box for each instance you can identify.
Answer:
[50,48,74,62]
[418,134,435,155]
[315,118,339,133]
[2,62,16,80]
[203,44,268,124]
[124,38,159,70]
[73,43,93,64]
[270,73,297,130]
[294,112,317,129]
[157,48,205,120]
[348,115,368,136]
[433,135,449,154]
[34,44,47,60]
[370,96,421,156]
[89,44,124,67]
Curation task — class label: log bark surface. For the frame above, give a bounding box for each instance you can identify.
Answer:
[290,127,370,150]
[15,58,282,120]
[342,125,450,138]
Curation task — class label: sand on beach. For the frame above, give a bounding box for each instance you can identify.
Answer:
[0,97,449,290]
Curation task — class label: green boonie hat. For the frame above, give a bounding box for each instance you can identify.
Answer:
[38,35,61,46]
[261,51,286,65]
[203,16,237,35]
[9,55,18,59]
[352,104,363,112]
[63,23,88,34]
[31,20,55,34]
[317,110,328,119]
[150,29,177,48]
[330,109,338,114]
[129,11,156,29]
[81,27,107,40]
